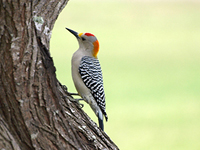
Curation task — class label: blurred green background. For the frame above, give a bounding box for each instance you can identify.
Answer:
[50,0,200,149]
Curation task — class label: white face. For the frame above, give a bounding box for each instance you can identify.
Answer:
[78,32,99,57]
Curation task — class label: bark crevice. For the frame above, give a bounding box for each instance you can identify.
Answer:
[0,0,119,149]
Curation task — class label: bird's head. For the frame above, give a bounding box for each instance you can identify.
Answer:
[66,28,99,58]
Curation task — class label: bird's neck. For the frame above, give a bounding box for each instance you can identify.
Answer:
[78,42,98,58]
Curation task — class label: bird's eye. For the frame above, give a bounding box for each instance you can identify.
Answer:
[81,37,86,41]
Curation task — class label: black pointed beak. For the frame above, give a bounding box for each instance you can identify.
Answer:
[66,28,80,39]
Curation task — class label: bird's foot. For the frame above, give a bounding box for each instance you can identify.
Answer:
[70,98,84,108]
[60,84,84,108]
[61,85,79,97]
[63,95,84,108]
[68,92,79,96]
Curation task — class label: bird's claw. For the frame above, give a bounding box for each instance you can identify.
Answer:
[68,92,79,96]
[63,95,84,108]
[70,98,84,108]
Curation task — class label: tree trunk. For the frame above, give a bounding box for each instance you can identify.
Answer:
[0,0,119,149]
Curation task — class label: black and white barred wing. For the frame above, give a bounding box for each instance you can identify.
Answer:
[79,56,108,120]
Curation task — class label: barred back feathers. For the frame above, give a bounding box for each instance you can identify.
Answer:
[79,56,108,121]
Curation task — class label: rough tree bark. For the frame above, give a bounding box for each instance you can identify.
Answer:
[0,0,119,149]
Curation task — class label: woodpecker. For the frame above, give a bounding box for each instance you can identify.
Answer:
[66,28,108,131]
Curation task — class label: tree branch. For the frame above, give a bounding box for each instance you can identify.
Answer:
[0,0,119,149]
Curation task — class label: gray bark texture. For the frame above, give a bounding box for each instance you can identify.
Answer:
[0,0,119,149]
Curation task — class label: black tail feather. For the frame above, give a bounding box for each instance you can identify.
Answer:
[98,117,104,131]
